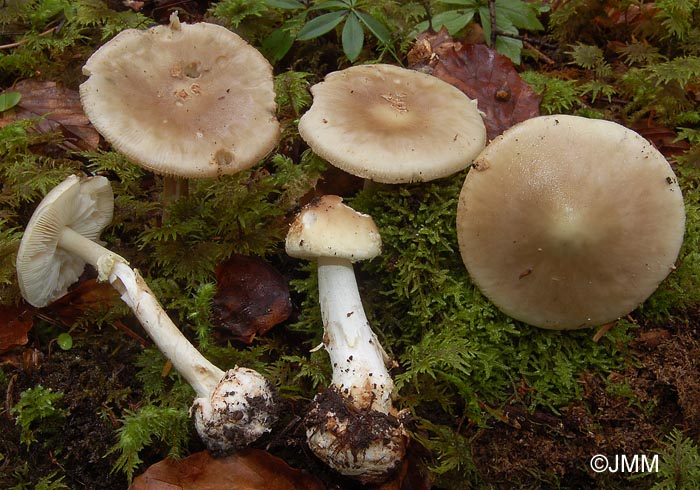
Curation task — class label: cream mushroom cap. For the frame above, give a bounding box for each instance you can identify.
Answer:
[285,195,381,262]
[16,175,115,307]
[457,115,686,329]
[79,14,279,178]
[298,64,486,183]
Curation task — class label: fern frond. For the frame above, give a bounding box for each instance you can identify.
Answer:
[520,71,582,114]
[108,405,190,482]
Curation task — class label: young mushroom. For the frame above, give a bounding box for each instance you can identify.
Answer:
[80,13,280,204]
[285,195,407,484]
[16,174,278,453]
[457,115,686,329]
[298,63,486,183]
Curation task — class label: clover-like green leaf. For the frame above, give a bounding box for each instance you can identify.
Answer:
[0,92,21,112]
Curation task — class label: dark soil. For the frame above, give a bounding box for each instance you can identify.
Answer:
[1,309,697,489]
[0,328,145,489]
[469,309,700,489]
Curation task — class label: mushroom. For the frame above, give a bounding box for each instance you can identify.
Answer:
[456,115,686,329]
[285,195,407,484]
[298,63,486,183]
[79,13,280,204]
[16,174,279,453]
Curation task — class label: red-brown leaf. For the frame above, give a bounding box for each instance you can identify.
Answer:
[409,31,541,140]
[0,80,99,150]
[0,304,33,353]
[130,449,325,490]
[46,279,121,326]
[633,124,691,157]
[213,255,291,343]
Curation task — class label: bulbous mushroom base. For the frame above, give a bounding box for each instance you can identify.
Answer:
[192,366,279,454]
[305,386,408,484]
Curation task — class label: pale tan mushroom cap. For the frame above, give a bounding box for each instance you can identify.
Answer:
[298,64,486,183]
[286,195,381,262]
[16,175,114,307]
[80,16,279,178]
[457,115,686,329]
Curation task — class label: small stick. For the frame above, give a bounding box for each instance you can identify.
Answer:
[0,27,56,50]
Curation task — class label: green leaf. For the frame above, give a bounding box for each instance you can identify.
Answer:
[432,10,475,35]
[355,11,391,45]
[497,0,544,31]
[0,92,21,112]
[308,1,351,11]
[477,5,493,43]
[439,0,479,6]
[262,28,295,63]
[496,29,523,64]
[296,10,347,40]
[56,332,73,350]
[264,0,304,8]
[342,12,364,61]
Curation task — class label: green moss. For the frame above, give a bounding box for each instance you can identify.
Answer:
[652,428,700,490]
[642,150,700,318]
[11,385,67,448]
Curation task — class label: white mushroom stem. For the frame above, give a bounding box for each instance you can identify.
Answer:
[57,227,127,283]
[109,261,223,397]
[55,227,277,452]
[304,256,407,484]
[57,226,222,394]
[318,256,394,413]
[284,194,406,482]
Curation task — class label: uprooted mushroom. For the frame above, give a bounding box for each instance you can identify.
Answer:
[285,195,408,484]
[15,174,279,453]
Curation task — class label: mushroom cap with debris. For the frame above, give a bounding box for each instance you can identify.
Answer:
[457,115,686,329]
[16,175,114,307]
[285,195,381,262]
[298,64,486,184]
[80,14,279,178]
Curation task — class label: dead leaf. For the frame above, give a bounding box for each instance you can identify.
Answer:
[212,255,291,343]
[632,124,691,157]
[599,3,658,28]
[376,445,432,490]
[130,449,325,490]
[409,30,541,140]
[0,80,99,150]
[0,304,33,353]
[46,279,121,326]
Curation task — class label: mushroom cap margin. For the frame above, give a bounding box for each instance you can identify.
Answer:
[80,19,280,179]
[298,64,486,184]
[456,114,686,329]
[285,195,381,262]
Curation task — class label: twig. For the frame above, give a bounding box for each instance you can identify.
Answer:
[0,26,56,50]
[524,40,556,65]
[494,30,558,49]
[592,322,615,343]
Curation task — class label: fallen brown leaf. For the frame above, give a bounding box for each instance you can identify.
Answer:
[212,254,291,343]
[130,449,325,490]
[409,30,541,140]
[0,304,33,353]
[0,80,99,150]
[45,278,120,326]
[633,124,691,157]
